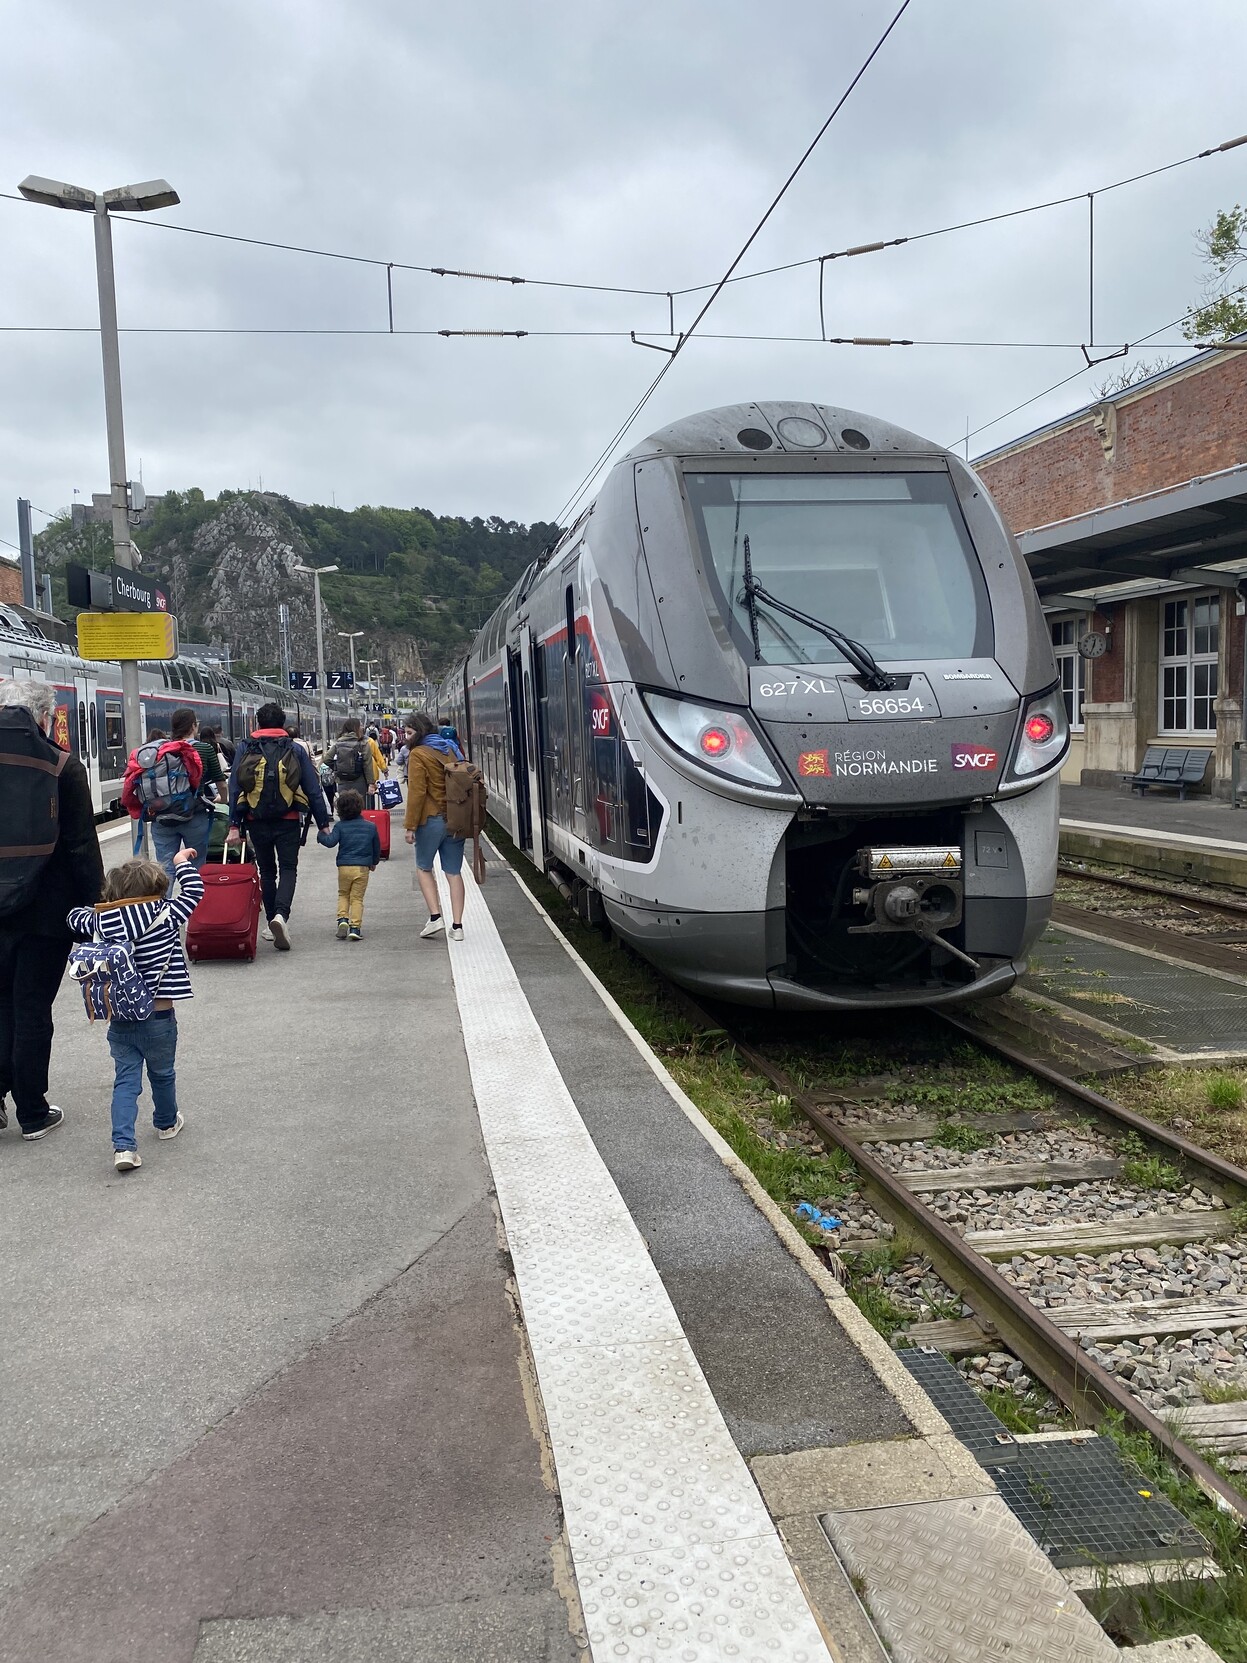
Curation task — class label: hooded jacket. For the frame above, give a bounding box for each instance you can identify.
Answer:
[67,865,204,1004]
[403,735,465,832]
[0,707,103,940]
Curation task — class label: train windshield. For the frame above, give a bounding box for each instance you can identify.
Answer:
[684,471,991,666]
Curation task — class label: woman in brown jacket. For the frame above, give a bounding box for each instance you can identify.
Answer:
[403,713,466,941]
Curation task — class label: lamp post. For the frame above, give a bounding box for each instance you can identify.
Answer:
[292,562,338,749]
[19,174,179,758]
[337,630,364,718]
[361,657,379,718]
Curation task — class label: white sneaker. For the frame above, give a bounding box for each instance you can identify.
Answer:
[157,1111,185,1140]
[271,915,291,951]
[261,926,274,942]
[449,924,464,942]
[420,916,445,939]
[114,1149,142,1171]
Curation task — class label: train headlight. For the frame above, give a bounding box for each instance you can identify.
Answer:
[1008,685,1069,781]
[642,692,784,789]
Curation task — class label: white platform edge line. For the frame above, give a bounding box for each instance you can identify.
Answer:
[499,864,956,1446]
[442,871,834,1661]
[1061,818,1247,854]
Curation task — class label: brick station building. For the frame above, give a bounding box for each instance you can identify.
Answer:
[976,340,1247,794]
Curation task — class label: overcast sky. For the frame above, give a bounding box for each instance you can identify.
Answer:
[3,0,1246,558]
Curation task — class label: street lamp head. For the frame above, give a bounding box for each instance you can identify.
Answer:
[293,563,340,576]
[102,180,180,213]
[337,629,364,638]
[19,174,96,210]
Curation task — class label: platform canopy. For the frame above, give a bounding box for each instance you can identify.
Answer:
[1018,463,1247,606]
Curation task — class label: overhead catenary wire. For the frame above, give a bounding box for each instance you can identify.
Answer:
[955,278,1247,452]
[551,0,915,528]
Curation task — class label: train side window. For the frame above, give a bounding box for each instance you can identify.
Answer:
[103,700,124,750]
[565,586,577,659]
[77,700,88,757]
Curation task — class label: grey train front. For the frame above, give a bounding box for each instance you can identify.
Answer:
[440,402,1065,1009]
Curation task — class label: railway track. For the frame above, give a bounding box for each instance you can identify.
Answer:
[705,1004,1247,1522]
[1055,863,1247,979]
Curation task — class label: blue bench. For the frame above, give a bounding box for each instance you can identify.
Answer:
[1127,745,1212,800]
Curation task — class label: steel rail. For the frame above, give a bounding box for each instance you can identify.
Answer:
[1059,862,1247,920]
[723,1025,1247,1522]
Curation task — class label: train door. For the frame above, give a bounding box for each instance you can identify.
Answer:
[73,671,94,782]
[563,586,587,842]
[520,630,548,870]
[506,644,535,857]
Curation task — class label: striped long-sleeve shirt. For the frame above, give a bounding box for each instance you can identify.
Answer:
[67,866,203,1003]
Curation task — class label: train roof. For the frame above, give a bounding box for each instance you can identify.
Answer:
[624,401,944,462]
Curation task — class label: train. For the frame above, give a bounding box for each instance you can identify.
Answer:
[0,601,349,818]
[439,400,1066,1010]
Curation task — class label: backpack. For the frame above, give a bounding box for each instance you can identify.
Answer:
[332,739,365,780]
[129,741,197,824]
[0,714,67,921]
[68,939,156,1024]
[441,755,489,883]
[236,736,308,819]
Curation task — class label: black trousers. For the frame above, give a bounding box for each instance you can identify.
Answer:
[247,818,304,922]
[0,931,71,1131]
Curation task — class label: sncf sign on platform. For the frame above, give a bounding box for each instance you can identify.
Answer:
[951,744,999,771]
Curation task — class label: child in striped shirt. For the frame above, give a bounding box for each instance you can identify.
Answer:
[68,848,203,1172]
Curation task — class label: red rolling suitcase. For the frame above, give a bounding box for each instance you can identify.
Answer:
[187,846,262,961]
[362,807,391,860]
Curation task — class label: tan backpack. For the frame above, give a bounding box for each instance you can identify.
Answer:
[442,756,488,882]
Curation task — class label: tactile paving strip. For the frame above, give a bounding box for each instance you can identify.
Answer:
[822,1495,1119,1663]
[447,877,831,1661]
[1025,928,1247,1053]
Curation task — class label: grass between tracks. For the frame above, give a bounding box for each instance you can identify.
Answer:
[1109,1066,1247,1172]
[487,826,1247,1652]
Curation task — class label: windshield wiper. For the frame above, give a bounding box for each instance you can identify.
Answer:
[737,535,895,691]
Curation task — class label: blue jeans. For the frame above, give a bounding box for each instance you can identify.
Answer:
[152,807,212,876]
[107,1011,179,1152]
[414,814,465,875]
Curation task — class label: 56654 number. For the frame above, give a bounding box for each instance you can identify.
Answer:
[858,697,924,716]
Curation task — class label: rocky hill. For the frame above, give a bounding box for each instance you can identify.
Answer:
[36,489,559,683]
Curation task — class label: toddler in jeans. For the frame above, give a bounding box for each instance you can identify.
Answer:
[67,848,203,1172]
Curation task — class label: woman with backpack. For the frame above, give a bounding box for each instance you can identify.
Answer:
[326,719,376,815]
[404,714,468,942]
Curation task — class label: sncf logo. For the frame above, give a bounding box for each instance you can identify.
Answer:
[951,744,999,771]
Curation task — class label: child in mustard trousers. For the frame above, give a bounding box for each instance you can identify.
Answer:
[316,790,380,940]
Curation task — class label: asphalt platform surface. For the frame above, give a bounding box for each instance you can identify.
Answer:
[0,817,577,1663]
[1061,781,1247,843]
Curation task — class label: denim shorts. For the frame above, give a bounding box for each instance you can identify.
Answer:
[414,814,465,875]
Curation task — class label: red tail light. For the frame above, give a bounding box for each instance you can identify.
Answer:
[1024,713,1055,744]
[699,725,731,757]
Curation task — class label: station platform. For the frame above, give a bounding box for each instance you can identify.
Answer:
[1061,783,1247,886]
[0,810,1215,1661]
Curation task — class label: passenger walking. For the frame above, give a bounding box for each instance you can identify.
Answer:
[148,708,225,876]
[0,679,104,1140]
[326,718,376,812]
[317,789,380,941]
[404,713,466,941]
[226,701,331,951]
[68,850,203,1171]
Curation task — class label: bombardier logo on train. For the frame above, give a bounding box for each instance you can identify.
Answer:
[436,402,1068,1012]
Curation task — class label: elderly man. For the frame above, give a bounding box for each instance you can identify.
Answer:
[0,679,103,1140]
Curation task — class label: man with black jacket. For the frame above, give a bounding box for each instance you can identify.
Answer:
[0,679,104,1140]
[226,701,330,951]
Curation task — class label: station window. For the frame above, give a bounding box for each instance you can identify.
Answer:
[1160,593,1219,734]
[1049,616,1085,732]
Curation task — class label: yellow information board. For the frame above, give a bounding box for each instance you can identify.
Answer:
[76,610,179,661]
